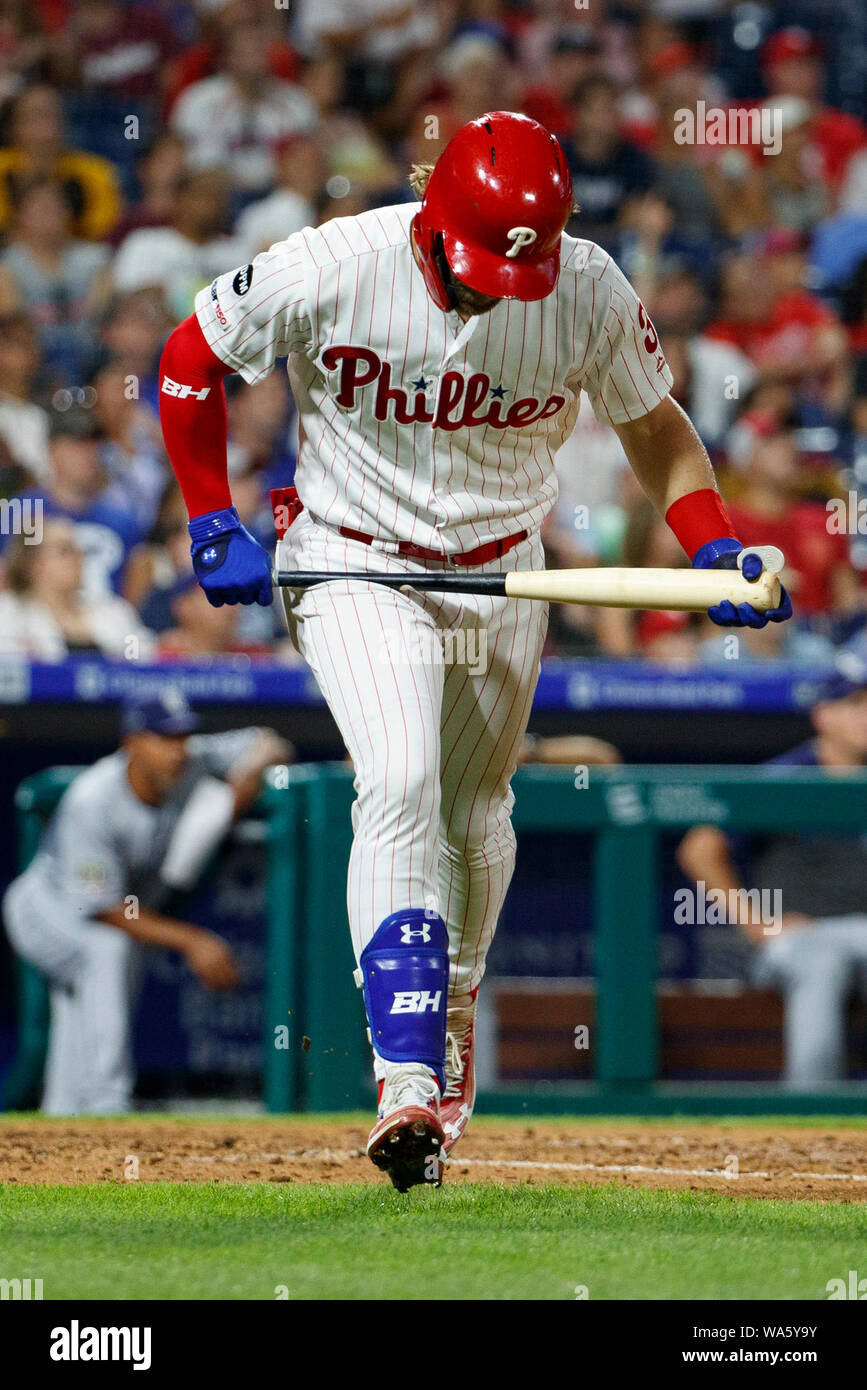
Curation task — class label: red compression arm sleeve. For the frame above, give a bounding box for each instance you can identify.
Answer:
[664,488,738,560]
[158,314,234,517]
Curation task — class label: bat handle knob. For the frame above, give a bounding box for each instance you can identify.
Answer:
[737,545,785,577]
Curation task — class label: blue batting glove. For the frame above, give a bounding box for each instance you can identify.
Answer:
[189,506,273,607]
[692,537,793,628]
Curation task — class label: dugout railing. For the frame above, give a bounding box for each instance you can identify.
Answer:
[4,763,867,1114]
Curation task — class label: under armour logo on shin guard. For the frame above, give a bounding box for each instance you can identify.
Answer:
[400,923,431,943]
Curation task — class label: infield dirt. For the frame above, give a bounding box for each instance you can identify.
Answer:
[1,1118,866,1201]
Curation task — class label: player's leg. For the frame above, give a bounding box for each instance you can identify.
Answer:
[41,922,141,1114]
[3,877,88,1113]
[4,878,139,1113]
[280,517,449,1188]
[75,923,142,1113]
[434,534,548,1148]
[42,981,85,1115]
[756,927,853,1086]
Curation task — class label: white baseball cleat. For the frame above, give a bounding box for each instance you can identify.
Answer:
[366,1063,445,1192]
[441,993,477,1155]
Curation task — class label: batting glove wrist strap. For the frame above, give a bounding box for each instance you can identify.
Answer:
[188,506,242,545]
[691,536,743,569]
[359,909,449,1089]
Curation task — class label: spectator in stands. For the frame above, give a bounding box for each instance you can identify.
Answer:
[0,309,49,486]
[522,27,603,142]
[761,27,866,193]
[677,658,867,1087]
[234,131,321,260]
[90,361,166,533]
[725,411,863,627]
[0,516,153,659]
[170,15,317,195]
[301,48,397,201]
[408,33,513,163]
[98,290,169,416]
[761,97,830,235]
[661,328,755,456]
[0,3,47,111]
[0,83,122,238]
[156,573,273,662]
[126,482,193,623]
[13,406,141,595]
[702,145,773,243]
[648,85,719,248]
[164,0,301,116]
[226,373,295,505]
[563,74,657,245]
[0,174,111,381]
[111,169,243,323]
[52,0,178,103]
[108,134,187,247]
[297,0,439,136]
[706,243,849,417]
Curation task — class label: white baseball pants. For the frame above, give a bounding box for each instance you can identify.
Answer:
[280,513,548,1001]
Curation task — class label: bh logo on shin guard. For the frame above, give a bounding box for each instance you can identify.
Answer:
[360,907,449,1084]
[391,990,442,1014]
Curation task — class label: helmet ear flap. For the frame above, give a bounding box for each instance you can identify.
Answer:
[433,233,457,311]
[411,211,453,312]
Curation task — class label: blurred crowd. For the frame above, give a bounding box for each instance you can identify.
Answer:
[0,0,865,666]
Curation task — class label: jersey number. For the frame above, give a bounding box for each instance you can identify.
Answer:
[636,303,659,354]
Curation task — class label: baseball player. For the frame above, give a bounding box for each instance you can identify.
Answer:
[677,658,867,1088]
[158,112,791,1190]
[3,691,289,1114]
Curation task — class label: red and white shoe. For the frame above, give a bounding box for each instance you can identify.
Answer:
[367,1063,445,1192]
[441,993,477,1155]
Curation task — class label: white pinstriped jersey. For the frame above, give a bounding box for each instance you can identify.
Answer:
[194,203,673,553]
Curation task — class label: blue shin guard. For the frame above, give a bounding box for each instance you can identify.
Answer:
[359,908,449,1089]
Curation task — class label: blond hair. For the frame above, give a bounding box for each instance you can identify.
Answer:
[409,162,435,200]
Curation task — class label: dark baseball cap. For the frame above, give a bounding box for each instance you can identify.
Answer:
[814,652,867,703]
[122,689,200,736]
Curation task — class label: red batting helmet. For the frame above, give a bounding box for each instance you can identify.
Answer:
[412,111,573,311]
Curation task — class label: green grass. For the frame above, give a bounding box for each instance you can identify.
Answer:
[4,1110,867,1128]
[1,1181,865,1301]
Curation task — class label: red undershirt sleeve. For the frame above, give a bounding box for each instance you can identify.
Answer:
[158,314,234,517]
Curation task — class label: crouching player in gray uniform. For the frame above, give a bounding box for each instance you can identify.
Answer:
[3,690,289,1114]
[678,658,867,1088]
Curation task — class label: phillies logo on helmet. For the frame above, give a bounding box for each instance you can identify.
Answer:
[321,346,566,431]
[505,227,538,258]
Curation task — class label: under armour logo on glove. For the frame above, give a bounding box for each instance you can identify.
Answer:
[189,506,273,607]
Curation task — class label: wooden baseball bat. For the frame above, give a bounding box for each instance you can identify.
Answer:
[272,563,782,613]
